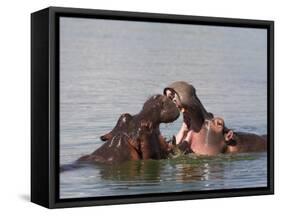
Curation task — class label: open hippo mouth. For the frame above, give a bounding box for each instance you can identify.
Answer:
[175,114,211,145]
[184,118,225,148]
[183,115,194,143]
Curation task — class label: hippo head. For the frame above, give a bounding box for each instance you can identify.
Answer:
[204,117,234,146]
[164,81,212,132]
[187,117,234,155]
[141,94,180,124]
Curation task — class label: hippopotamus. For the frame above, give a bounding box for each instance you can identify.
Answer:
[77,95,180,164]
[164,81,267,156]
[176,117,267,156]
[164,81,213,134]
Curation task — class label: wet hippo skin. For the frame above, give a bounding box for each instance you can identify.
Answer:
[179,117,267,156]
[224,132,267,153]
[77,95,180,164]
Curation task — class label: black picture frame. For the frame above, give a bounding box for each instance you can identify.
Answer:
[31,6,274,209]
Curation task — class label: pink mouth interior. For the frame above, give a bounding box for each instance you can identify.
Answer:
[170,98,194,144]
[184,116,193,143]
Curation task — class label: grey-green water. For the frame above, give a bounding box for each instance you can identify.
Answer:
[59,17,267,198]
[60,153,267,198]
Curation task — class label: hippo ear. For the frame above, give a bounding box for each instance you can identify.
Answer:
[224,130,234,142]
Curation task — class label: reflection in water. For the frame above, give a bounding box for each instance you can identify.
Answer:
[95,153,258,183]
[96,156,225,183]
[99,160,163,182]
[60,153,266,198]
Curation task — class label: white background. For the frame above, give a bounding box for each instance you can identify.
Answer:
[0,0,279,214]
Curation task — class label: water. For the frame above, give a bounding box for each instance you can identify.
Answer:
[60,153,267,198]
[59,17,267,198]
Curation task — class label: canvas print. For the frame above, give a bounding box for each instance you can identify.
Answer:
[59,17,267,199]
